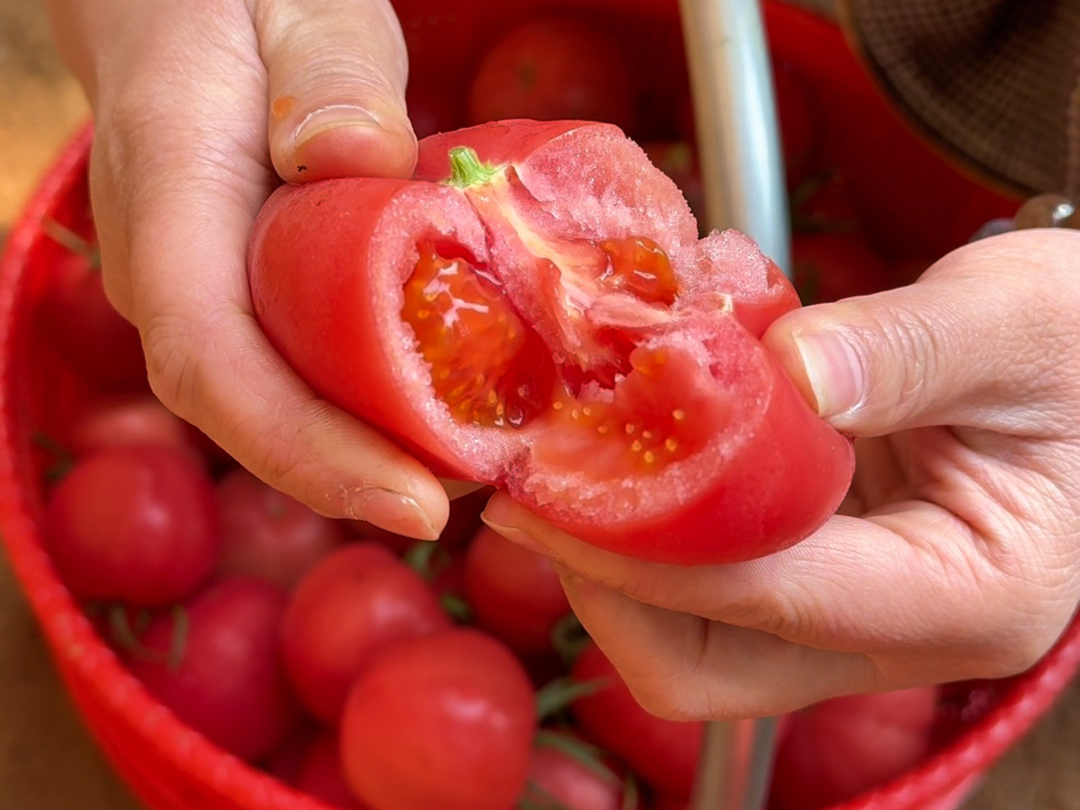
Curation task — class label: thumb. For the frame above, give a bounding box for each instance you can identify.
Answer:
[762,228,1080,437]
[256,0,417,183]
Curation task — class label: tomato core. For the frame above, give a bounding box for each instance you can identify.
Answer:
[402,241,553,428]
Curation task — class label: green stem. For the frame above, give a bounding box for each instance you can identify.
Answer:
[534,730,618,784]
[535,675,610,721]
[550,612,590,667]
[446,147,505,188]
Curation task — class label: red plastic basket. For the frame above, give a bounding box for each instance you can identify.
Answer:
[0,3,1077,810]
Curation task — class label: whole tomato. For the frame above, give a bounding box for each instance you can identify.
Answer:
[281,543,451,724]
[463,526,570,656]
[43,445,220,607]
[522,731,636,810]
[791,231,893,305]
[125,577,302,762]
[249,120,854,566]
[768,687,939,810]
[340,628,536,810]
[467,16,636,132]
[215,468,347,590]
[570,643,702,799]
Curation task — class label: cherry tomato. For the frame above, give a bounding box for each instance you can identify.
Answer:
[463,526,570,656]
[249,120,853,566]
[407,83,464,140]
[340,628,536,810]
[769,687,939,810]
[215,468,347,590]
[125,577,302,762]
[294,731,367,810]
[43,445,220,606]
[522,731,633,810]
[281,543,451,724]
[467,16,635,132]
[570,643,702,799]
[791,231,894,304]
[62,391,205,466]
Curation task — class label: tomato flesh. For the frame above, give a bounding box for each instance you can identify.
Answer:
[402,233,699,477]
[598,237,678,306]
[402,240,553,428]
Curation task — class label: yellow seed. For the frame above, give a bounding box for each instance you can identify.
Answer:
[641,430,654,440]
[424,290,438,302]
[416,309,432,320]
[597,425,609,435]
[487,390,498,405]
[643,451,656,464]
[582,406,593,417]
[517,386,529,397]
[672,409,687,421]
[552,401,564,411]
[437,368,452,381]
[630,440,643,453]
[665,437,679,452]
[625,424,636,435]
[571,408,581,420]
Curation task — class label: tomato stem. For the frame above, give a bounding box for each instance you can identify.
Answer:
[445,146,504,188]
[534,675,609,721]
[550,612,590,666]
[534,730,619,784]
[439,593,473,624]
[43,218,102,268]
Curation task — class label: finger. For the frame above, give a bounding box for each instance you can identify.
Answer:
[92,7,448,539]
[761,229,1080,437]
[255,0,417,182]
[557,571,875,720]
[482,492,1075,686]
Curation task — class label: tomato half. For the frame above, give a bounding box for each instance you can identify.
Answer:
[248,120,854,566]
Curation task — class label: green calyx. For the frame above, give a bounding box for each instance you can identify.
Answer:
[445,146,505,188]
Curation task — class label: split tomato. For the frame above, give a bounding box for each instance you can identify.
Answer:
[248,120,854,566]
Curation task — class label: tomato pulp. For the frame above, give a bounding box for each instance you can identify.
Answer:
[248,120,854,565]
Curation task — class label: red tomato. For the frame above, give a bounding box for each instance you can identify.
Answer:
[789,170,862,235]
[43,446,220,607]
[771,60,817,188]
[215,468,348,590]
[265,724,320,784]
[38,238,147,391]
[294,731,367,810]
[467,17,635,132]
[523,732,632,810]
[281,543,451,724]
[340,628,536,810]
[570,643,702,799]
[62,392,205,466]
[463,526,570,656]
[769,688,939,810]
[407,83,463,140]
[248,120,854,566]
[652,796,687,810]
[791,231,894,305]
[126,578,302,762]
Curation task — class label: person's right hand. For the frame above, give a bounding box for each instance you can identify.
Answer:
[44,0,457,539]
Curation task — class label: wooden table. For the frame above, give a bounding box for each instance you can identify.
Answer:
[1,3,1078,809]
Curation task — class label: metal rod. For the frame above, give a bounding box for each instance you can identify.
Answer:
[677,0,790,808]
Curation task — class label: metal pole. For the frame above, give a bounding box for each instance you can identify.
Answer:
[677,0,790,808]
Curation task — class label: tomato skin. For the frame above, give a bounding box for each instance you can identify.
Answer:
[39,250,147,390]
[791,231,894,305]
[524,733,629,810]
[570,643,703,799]
[249,121,853,566]
[769,688,938,810]
[467,17,635,132]
[215,468,348,590]
[340,628,536,810]
[43,446,220,607]
[281,543,451,724]
[294,732,367,810]
[62,392,205,466]
[126,578,302,762]
[463,526,570,655]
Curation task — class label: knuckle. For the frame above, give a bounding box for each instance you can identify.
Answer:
[140,312,202,420]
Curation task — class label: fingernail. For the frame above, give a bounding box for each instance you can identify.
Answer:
[481,515,553,559]
[294,104,385,147]
[793,331,864,417]
[351,488,440,541]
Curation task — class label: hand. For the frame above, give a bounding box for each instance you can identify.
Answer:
[482,228,1080,721]
[43,0,456,539]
